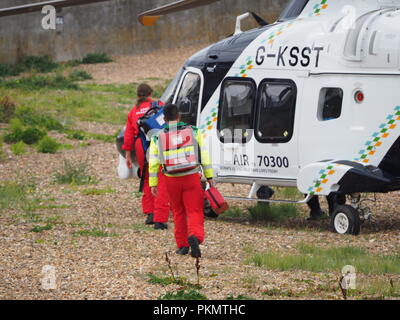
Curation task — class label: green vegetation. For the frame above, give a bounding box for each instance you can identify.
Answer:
[0,96,16,123]
[247,243,400,275]
[30,224,53,233]
[66,129,116,143]
[81,187,115,196]
[21,56,59,73]
[354,278,400,299]
[0,180,37,213]
[11,141,27,155]
[0,63,24,77]
[0,74,79,90]
[81,53,113,64]
[226,294,255,300]
[148,274,202,290]
[54,159,97,185]
[73,228,117,237]
[69,69,93,81]
[219,206,245,219]
[158,290,207,301]
[0,141,6,161]
[14,106,64,131]
[37,136,60,154]
[248,203,300,222]
[3,119,46,145]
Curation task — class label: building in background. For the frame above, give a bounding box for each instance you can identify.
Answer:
[0,0,287,64]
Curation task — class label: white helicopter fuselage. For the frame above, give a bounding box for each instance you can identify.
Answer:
[173,0,400,198]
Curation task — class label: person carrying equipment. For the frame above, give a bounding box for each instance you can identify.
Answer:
[122,83,170,230]
[148,104,214,258]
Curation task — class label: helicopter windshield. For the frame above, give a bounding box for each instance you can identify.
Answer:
[160,68,184,104]
[278,0,309,22]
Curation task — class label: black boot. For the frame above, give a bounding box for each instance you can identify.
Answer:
[188,235,201,258]
[154,222,168,230]
[176,247,189,255]
[145,213,154,225]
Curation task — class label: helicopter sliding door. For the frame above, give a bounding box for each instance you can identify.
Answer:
[173,67,204,127]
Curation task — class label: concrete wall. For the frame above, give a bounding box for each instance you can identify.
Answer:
[0,0,289,64]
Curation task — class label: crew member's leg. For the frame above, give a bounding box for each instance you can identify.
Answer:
[153,172,170,230]
[182,174,204,258]
[165,176,189,250]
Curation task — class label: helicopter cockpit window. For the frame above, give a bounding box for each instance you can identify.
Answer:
[175,72,201,126]
[255,79,297,143]
[218,78,256,143]
[318,88,343,121]
[160,68,184,104]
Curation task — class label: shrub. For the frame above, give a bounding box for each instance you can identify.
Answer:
[54,159,97,185]
[21,127,47,145]
[3,119,25,144]
[81,53,113,64]
[0,63,24,77]
[11,141,27,155]
[21,55,59,73]
[14,106,63,131]
[37,136,59,154]
[0,97,16,123]
[69,69,93,81]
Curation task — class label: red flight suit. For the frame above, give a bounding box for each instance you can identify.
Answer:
[164,174,205,248]
[122,98,170,223]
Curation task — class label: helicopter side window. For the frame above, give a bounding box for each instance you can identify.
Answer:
[255,79,297,143]
[175,72,201,126]
[218,78,256,143]
[318,88,343,121]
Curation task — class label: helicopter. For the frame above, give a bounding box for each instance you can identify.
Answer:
[3,0,400,235]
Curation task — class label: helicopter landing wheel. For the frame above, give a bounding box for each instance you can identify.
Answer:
[331,205,361,236]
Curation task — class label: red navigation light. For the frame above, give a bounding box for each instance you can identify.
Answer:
[355,90,364,103]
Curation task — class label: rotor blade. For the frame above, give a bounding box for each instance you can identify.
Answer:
[0,0,113,17]
[250,12,268,26]
[138,0,221,26]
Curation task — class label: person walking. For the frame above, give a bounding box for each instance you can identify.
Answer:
[148,104,214,257]
[123,84,170,229]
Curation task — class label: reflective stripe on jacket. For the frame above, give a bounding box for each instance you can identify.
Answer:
[148,122,213,187]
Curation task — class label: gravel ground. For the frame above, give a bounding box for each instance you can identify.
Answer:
[0,47,399,300]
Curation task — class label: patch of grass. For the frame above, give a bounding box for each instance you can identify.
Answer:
[81,187,115,196]
[59,143,74,150]
[69,69,93,81]
[0,96,16,123]
[226,294,255,300]
[37,136,60,154]
[354,278,400,299]
[30,224,53,233]
[11,141,27,155]
[14,106,64,131]
[21,55,59,73]
[73,228,117,237]
[0,180,36,211]
[148,274,202,290]
[247,243,400,275]
[54,159,98,185]
[0,141,6,161]
[0,75,79,90]
[219,206,246,219]
[248,203,300,222]
[132,223,156,232]
[261,288,301,298]
[81,53,113,64]
[158,290,207,301]
[65,129,115,143]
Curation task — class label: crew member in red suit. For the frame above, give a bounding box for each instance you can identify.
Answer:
[123,84,170,229]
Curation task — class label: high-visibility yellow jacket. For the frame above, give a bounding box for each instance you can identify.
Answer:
[149,122,214,187]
